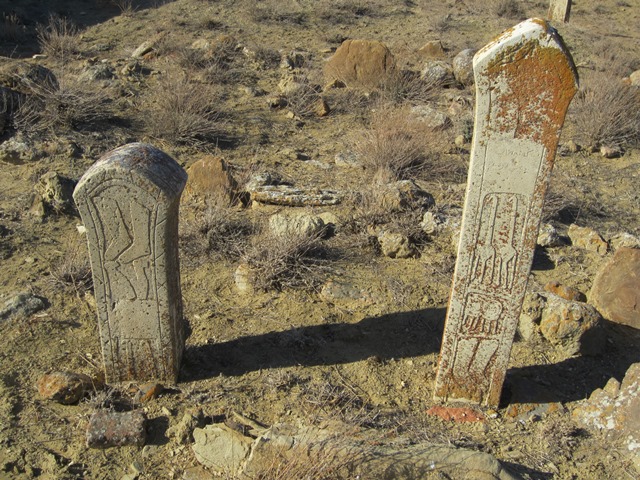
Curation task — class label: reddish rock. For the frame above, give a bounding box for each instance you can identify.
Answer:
[567,224,608,255]
[86,410,146,448]
[544,281,586,302]
[37,371,94,405]
[426,406,485,423]
[137,383,164,403]
[324,39,395,89]
[589,247,640,329]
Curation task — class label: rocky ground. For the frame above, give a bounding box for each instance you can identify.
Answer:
[1,0,640,479]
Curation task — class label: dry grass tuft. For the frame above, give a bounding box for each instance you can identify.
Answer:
[36,15,81,60]
[242,231,331,292]
[0,12,24,43]
[249,0,307,25]
[15,72,113,133]
[351,105,448,182]
[143,75,229,148]
[379,69,441,105]
[112,0,137,16]
[48,240,93,295]
[570,72,640,149]
[492,0,525,18]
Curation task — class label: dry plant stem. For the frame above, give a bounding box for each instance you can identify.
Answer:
[36,15,80,60]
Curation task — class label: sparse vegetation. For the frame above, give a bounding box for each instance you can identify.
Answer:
[492,0,525,18]
[47,241,93,295]
[36,15,81,60]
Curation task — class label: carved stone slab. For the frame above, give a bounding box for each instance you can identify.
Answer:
[74,143,188,384]
[548,0,571,23]
[434,19,578,406]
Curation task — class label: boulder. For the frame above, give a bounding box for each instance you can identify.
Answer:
[452,49,476,86]
[324,39,395,88]
[34,171,77,215]
[589,247,640,329]
[539,294,604,357]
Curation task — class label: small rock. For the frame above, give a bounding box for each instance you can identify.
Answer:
[266,95,288,109]
[192,424,252,475]
[234,263,256,295]
[37,371,94,404]
[166,408,205,445]
[249,185,341,207]
[136,383,164,403]
[537,223,564,247]
[609,232,640,251]
[417,40,446,58]
[410,104,452,130]
[324,39,395,89]
[420,60,454,87]
[334,152,360,167]
[629,69,640,86]
[319,280,374,309]
[544,281,586,302]
[452,49,476,86]
[79,64,114,82]
[280,50,310,69]
[314,96,331,117]
[0,292,47,321]
[0,136,40,165]
[379,180,435,212]
[377,231,416,259]
[86,410,146,448]
[420,211,446,235]
[589,247,640,329]
[518,292,545,341]
[184,156,238,205]
[567,224,608,255]
[268,212,325,238]
[34,171,77,215]
[539,294,604,357]
[565,140,581,153]
[600,145,622,158]
[426,406,485,423]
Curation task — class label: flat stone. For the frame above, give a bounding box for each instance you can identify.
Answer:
[249,185,341,207]
[543,281,585,302]
[568,224,608,255]
[73,143,187,384]
[0,292,47,322]
[319,280,375,309]
[589,247,640,329]
[324,39,395,89]
[86,411,146,448]
[37,371,94,405]
[192,424,252,475]
[183,156,238,205]
[435,19,578,406]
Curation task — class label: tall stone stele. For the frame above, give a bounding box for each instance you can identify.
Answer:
[74,143,188,384]
[434,19,578,407]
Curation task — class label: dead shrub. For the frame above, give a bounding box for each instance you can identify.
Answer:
[180,202,254,261]
[379,69,442,105]
[48,240,93,295]
[112,0,137,16]
[492,0,525,18]
[317,0,375,25]
[15,72,113,133]
[177,37,249,85]
[351,105,448,182]
[570,73,640,149]
[0,12,25,43]
[249,0,307,25]
[36,15,81,60]
[241,231,331,292]
[143,75,229,148]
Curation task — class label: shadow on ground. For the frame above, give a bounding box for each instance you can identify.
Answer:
[181,308,446,381]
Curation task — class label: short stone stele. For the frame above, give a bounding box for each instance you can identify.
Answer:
[74,143,188,383]
[548,0,571,23]
[434,19,578,407]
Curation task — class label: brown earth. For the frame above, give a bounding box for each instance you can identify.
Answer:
[1,0,640,479]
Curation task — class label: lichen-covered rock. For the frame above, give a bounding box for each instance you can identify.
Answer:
[86,411,146,448]
[268,212,325,238]
[537,223,563,247]
[452,49,476,86]
[0,292,47,322]
[420,60,454,86]
[249,185,341,207]
[539,294,604,356]
[34,171,77,215]
[37,371,94,404]
[377,231,416,259]
[609,232,640,251]
[410,104,452,130]
[324,39,395,88]
[589,247,640,329]
[192,424,252,475]
[518,292,545,341]
[378,180,435,212]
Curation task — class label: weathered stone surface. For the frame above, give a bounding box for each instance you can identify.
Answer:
[537,223,563,247]
[589,247,640,329]
[518,292,545,341]
[435,19,578,406]
[86,410,146,448]
[630,69,640,87]
[0,292,47,322]
[426,405,485,422]
[166,408,205,444]
[609,232,640,251]
[183,156,238,205]
[319,280,374,309]
[378,180,435,212]
[0,135,41,165]
[539,294,604,357]
[249,185,341,207]
[452,48,476,86]
[420,60,455,86]
[377,230,416,259]
[544,281,585,302]
[548,0,571,23]
[573,363,640,470]
[268,212,325,238]
[37,371,94,404]
[324,39,395,88]
[73,143,187,384]
[568,224,608,255]
[418,40,446,58]
[34,171,77,215]
[192,424,252,476]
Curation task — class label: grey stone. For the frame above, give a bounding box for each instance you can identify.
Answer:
[410,104,452,130]
[268,212,325,238]
[34,171,77,215]
[166,408,205,445]
[0,292,46,322]
[0,136,40,165]
[537,223,564,247]
[73,143,187,384]
[377,231,416,259]
[192,424,252,476]
[319,280,374,309]
[86,411,146,448]
[249,185,341,207]
[452,48,476,86]
[420,60,455,86]
[435,19,578,406]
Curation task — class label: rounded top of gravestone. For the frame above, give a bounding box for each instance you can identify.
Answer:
[73,143,187,201]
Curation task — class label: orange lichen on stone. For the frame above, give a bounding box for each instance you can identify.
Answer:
[427,405,486,423]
